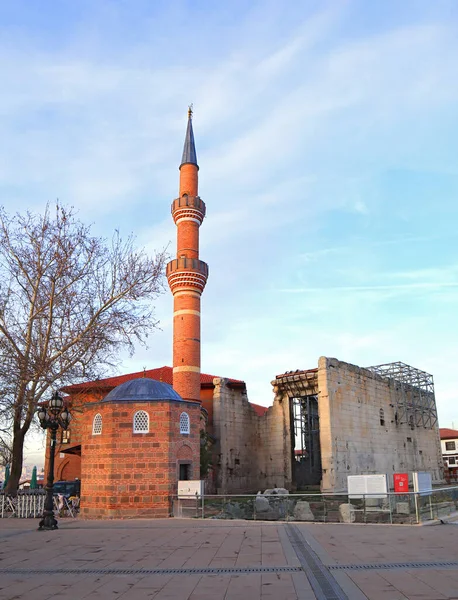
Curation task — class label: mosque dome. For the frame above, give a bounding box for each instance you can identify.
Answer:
[102,377,183,403]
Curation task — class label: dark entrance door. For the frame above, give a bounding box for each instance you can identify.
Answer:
[179,463,191,481]
[291,395,321,488]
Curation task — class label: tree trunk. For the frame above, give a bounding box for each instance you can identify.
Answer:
[5,430,25,496]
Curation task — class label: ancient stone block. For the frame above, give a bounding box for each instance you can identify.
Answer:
[293,501,314,521]
[339,503,356,523]
[255,495,270,513]
[396,501,410,515]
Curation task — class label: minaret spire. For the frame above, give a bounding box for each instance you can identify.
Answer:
[166,109,208,402]
[180,104,198,168]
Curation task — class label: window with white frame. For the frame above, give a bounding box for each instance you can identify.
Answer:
[133,410,149,433]
[180,412,190,435]
[92,413,102,435]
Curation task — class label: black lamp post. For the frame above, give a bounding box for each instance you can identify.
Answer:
[37,391,71,531]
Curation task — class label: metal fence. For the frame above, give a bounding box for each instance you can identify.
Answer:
[172,486,458,525]
[0,491,79,519]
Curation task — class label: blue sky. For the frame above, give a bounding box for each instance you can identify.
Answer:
[1,0,457,463]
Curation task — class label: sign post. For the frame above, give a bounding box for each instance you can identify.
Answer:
[412,472,432,523]
[177,480,204,519]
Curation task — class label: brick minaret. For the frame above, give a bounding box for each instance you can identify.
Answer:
[166,108,208,402]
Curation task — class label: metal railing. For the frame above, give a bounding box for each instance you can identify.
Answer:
[172,486,458,525]
[0,491,79,519]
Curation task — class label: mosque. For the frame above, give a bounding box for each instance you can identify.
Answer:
[45,110,444,518]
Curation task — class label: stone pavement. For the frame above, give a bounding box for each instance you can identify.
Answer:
[1,518,458,600]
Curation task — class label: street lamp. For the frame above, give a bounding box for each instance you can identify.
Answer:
[37,391,72,531]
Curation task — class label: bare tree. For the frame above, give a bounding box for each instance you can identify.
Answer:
[0,434,12,467]
[0,203,167,493]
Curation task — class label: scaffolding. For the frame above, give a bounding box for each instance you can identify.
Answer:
[366,362,438,429]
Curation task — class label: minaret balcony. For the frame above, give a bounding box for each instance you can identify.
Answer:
[171,195,206,225]
[166,257,209,293]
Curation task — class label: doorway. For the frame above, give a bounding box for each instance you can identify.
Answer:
[291,395,321,488]
[179,462,191,481]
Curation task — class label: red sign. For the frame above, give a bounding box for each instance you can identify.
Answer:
[393,473,409,493]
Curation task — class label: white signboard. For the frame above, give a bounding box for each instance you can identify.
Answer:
[177,480,204,499]
[413,471,432,496]
[348,474,388,499]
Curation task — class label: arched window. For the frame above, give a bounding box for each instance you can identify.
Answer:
[180,412,190,435]
[92,413,102,435]
[379,408,385,426]
[133,410,149,433]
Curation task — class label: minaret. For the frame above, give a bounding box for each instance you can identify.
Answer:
[166,107,208,402]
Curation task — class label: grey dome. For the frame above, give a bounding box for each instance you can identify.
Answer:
[102,377,183,403]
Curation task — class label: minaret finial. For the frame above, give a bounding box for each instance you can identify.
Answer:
[188,104,193,119]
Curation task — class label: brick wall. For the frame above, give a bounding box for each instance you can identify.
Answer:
[81,399,200,518]
[44,390,107,482]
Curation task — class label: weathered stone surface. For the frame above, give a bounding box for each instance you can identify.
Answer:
[318,357,443,493]
[293,500,314,521]
[396,502,410,515]
[365,498,380,508]
[223,501,254,520]
[263,487,289,495]
[210,355,444,499]
[255,495,270,513]
[339,503,356,523]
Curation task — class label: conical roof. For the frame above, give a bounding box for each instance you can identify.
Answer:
[180,109,198,168]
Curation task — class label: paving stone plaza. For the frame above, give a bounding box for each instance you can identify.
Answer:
[1,518,458,600]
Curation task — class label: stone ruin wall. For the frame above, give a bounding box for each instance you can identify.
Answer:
[211,378,291,494]
[256,396,292,492]
[320,356,444,492]
[211,357,444,495]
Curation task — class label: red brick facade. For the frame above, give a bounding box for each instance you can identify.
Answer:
[166,109,208,402]
[81,399,200,518]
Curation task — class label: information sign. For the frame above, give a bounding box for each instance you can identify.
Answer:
[393,473,409,493]
[348,474,388,499]
[413,471,432,496]
[177,480,204,499]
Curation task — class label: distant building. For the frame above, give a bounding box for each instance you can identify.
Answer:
[440,428,458,483]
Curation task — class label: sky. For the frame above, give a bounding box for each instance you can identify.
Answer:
[0,0,457,466]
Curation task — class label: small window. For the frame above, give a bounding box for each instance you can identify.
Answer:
[446,441,456,451]
[133,410,149,433]
[180,412,190,435]
[379,408,385,427]
[92,413,102,435]
[448,457,456,465]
